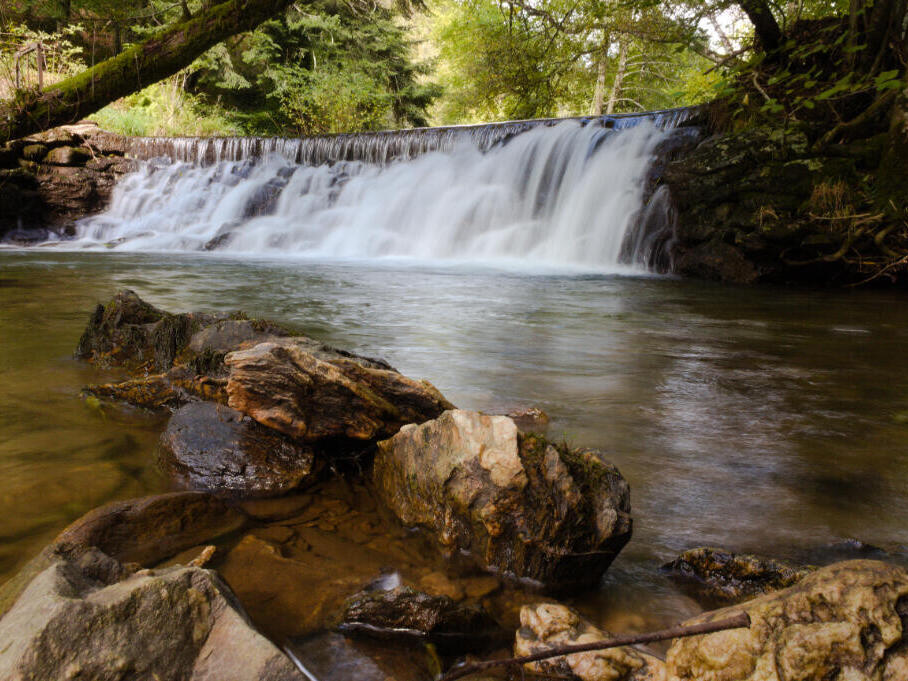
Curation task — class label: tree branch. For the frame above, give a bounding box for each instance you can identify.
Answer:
[440,612,751,681]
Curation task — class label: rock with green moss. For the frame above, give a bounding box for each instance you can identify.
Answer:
[372,410,632,589]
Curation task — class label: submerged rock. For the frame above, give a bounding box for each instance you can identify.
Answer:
[663,547,814,602]
[666,560,908,681]
[159,402,318,498]
[515,603,665,681]
[0,546,301,681]
[372,410,632,588]
[224,338,454,444]
[340,585,500,651]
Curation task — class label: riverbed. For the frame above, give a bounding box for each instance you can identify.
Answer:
[1,249,907,631]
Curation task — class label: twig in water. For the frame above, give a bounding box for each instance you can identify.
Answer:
[439,612,751,681]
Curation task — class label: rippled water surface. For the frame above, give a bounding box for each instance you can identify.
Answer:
[2,250,907,625]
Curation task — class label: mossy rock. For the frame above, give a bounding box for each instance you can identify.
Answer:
[20,144,48,163]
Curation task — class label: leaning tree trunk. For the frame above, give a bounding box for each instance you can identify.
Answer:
[0,0,294,143]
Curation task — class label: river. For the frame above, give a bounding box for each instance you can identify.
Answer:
[2,249,907,632]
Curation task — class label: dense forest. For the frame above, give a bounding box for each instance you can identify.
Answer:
[0,0,815,135]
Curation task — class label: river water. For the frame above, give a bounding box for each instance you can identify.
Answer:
[2,249,907,628]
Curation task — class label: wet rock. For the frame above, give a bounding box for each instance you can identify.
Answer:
[666,560,908,681]
[159,402,318,498]
[663,547,814,602]
[674,239,760,284]
[373,410,632,588]
[515,603,665,681]
[340,585,500,651]
[224,338,454,444]
[54,491,248,566]
[0,547,301,681]
[85,373,191,410]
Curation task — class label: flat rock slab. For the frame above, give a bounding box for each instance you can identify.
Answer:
[159,402,318,499]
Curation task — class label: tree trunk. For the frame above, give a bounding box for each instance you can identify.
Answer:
[0,0,294,143]
[879,81,908,211]
[606,40,628,114]
[737,0,783,52]
[591,36,609,115]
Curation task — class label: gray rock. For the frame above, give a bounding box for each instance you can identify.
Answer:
[373,410,632,589]
[0,547,302,681]
[159,402,318,498]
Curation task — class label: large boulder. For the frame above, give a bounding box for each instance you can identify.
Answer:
[159,402,318,498]
[663,547,814,603]
[515,603,665,681]
[666,560,908,681]
[224,338,454,444]
[372,410,632,588]
[0,546,301,681]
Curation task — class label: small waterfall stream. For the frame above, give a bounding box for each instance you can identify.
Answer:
[73,109,698,270]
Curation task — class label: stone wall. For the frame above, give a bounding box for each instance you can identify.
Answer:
[0,123,133,242]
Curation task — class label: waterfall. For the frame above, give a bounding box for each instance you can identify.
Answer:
[72,111,696,271]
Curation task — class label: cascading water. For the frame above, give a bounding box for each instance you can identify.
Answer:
[72,113,692,271]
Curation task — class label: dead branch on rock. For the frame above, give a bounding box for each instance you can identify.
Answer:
[439,612,751,681]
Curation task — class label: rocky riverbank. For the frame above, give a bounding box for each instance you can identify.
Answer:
[0,123,132,242]
[0,290,906,680]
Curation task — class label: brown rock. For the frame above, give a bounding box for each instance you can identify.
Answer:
[666,560,908,681]
[224,338,453,444]
[54,491,248,566]
[515,603,666,681]
[159,402,318,499]
[372,410,632,588]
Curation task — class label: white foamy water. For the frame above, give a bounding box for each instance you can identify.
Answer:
[73,120,668,270]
